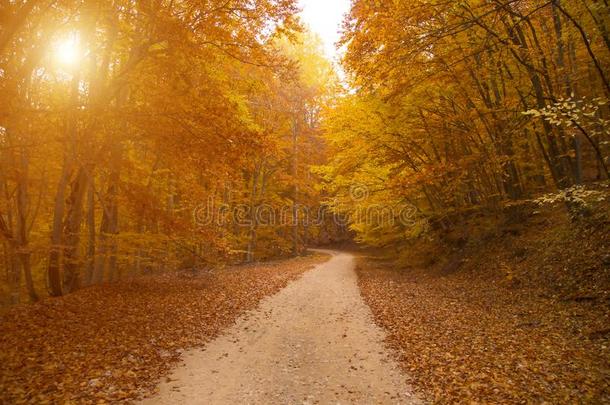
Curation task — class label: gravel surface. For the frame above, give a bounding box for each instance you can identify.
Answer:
[142,250,421,404]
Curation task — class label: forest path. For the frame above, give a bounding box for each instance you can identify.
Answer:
[142,250,421,404]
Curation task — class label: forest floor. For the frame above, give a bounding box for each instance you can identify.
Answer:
[0,253,327,404]
[141,250,420,405]
[356,205,610,403]
[1,207,608,404]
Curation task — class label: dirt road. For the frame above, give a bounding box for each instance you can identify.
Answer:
[142,250,421,404]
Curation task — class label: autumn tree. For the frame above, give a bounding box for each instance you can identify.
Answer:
[320,0,609,245]
[1,0,341,303]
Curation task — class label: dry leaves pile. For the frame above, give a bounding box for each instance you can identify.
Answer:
[357,213,610,403]
[0,254,326,404]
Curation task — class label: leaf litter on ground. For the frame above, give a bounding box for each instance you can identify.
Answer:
[356,212,609,403]
[0,254,328,404]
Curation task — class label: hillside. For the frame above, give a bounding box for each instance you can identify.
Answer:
[357,203,610,403]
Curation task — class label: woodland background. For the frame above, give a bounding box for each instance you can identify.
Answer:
[1,0,609,303]
[322,0,609,248]
[1,0,344,303]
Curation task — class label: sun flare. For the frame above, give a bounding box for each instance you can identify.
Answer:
[54,34,81,66]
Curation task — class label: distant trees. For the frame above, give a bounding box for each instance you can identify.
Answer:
[0,0,336,303]
[320,0,609,245]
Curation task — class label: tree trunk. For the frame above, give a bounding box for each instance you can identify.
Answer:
[246,164,260,263]
[291,116,299,256]
[0,156,20,304]
[84,178,95,286]
[62,166,91,293]
[47,69,81,296]
[15,145,37,301]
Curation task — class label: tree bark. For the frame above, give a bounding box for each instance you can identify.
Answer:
[15,145,38,301]
[291,115,299,256]
[83,178,95,286]
[62,166,90,293]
